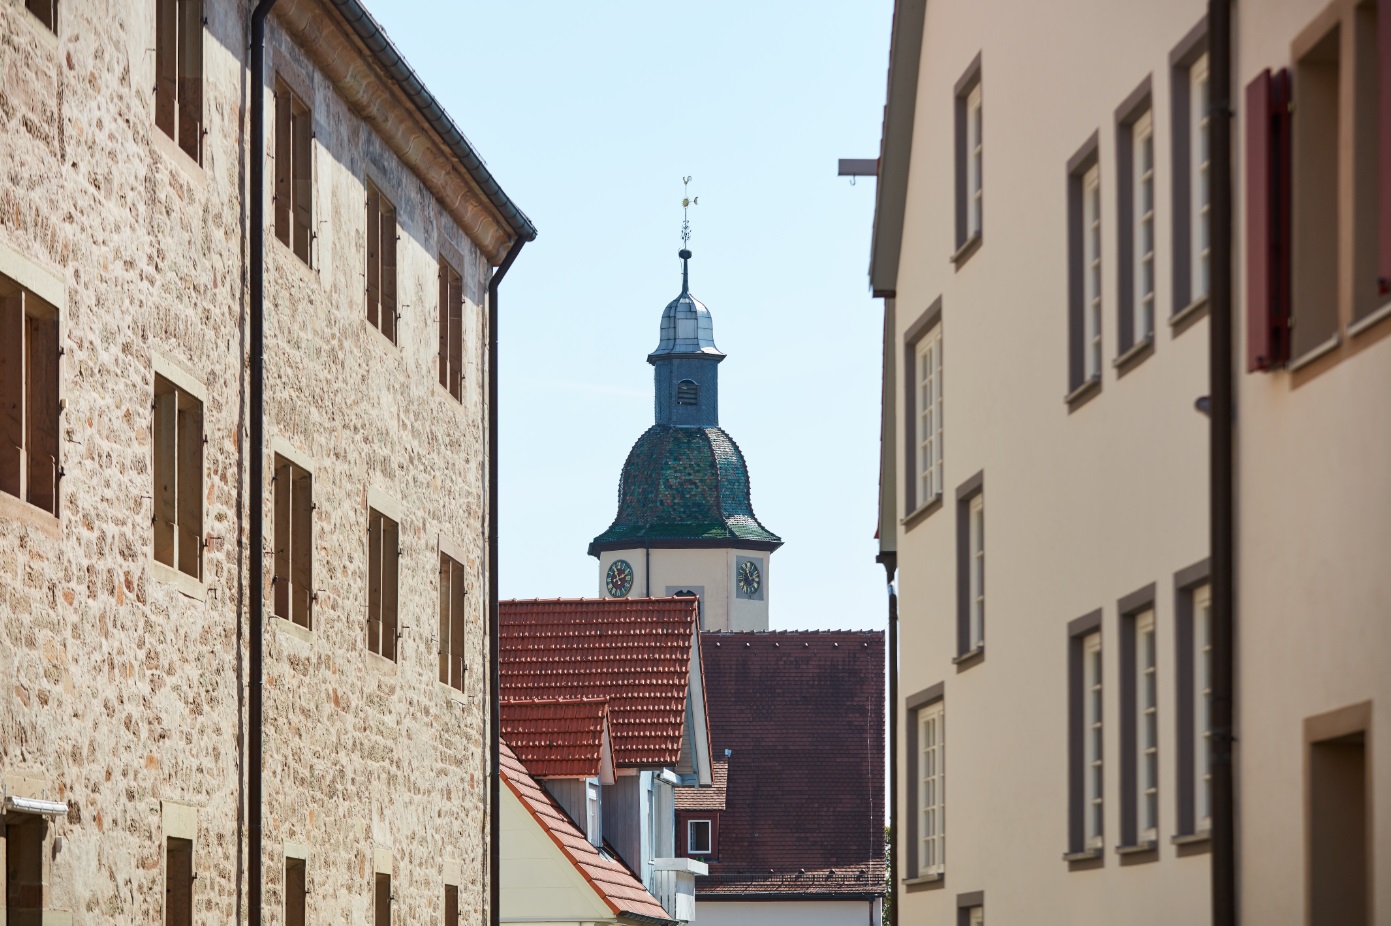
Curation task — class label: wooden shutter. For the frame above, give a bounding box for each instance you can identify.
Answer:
[438,555,450,683]
[152,383,177,567]
[449,559,466,689]
[0,294,24,499]
[26,312,59,515]
[291,469,312,627]
[274,460,291,619]
[380,204,397,343]
[176,396,202,579]
[292,102,312,263]
[274,86,292,245]
[155,0,177,139]
[176,0,203,162]
[1245,68,1293,372]
[366,187,380,328]
[438,266,450,389]
[448,275,463,400]
[1381,0,1391,295]
[367,512,382,654]
[381,517,399,661]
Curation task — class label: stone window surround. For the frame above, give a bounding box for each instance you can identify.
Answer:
[953,471,984,669]
[1171,557,1212,849]
[1065,131,1103,411]
[1116,582,1159,861]
[149,350,207,601]
[1114,75,1157,374]
[952,52,984,268]
[904,681,945,891]
[1065,609,1105,868]
[901,297,943,527]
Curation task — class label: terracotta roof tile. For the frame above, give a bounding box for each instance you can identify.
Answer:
[501,742,674,923]
[675,758,726,811]
[501,698,612,779]
[685,631,886,898]
[500,598,700,768]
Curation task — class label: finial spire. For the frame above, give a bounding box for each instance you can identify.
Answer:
[680,176,698,294]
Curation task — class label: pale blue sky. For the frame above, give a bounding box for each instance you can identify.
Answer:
[372,1,894,631]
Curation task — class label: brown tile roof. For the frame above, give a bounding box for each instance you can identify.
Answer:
[675,758,727,811]
[501,698,612,779]
[500,743,674,924]
[501,598,701,769]
[688,631,886,898]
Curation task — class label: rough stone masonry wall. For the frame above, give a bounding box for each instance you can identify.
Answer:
[0,1,492,923]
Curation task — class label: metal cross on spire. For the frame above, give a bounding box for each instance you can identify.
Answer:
[680,176,698,293]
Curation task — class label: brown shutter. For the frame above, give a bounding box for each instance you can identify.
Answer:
[176,0,203,162]
[292,102,313,263]
[450,559,466,689]
[25,312,59,516]
[176,397,202,579]
[449,275,463,401]
[274,86,292,246]
[152,383,177,567]
[438,265,450,389]
[367,513,382,653]
[380,205,397,343]
[381,517,399,661]
[1245,69,1293,372]
[155,0,177,140]
[0,293,24,499]
[366,187,380,328]
[291,469,313,627]
[438,555,451,684]
[273,460,291,619]
[1381,0,1391,295]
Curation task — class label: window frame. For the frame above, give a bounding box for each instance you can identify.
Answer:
[1,274,61,520]
[1169,19,1210,328]
[154,0,204,164]
[1172,558,1213,845]
[917,699,946,878]
[366,181,399,343]
[1066,610,1104,862]
[686,818,713,855]
[905,683,945,881]
[272,450,314,630]
[1117,584,1158,854]
[954,471,984,664]
[438,258,465,400]
[366,504,401,662]
[1066,133,1103,407]
[438,542,468,692]
[1114,77,1156,367]
[953,53,984,265]
[151,368,204,584]
[273,77,314,266]
[902,299,943,522]
[915,325,943,507]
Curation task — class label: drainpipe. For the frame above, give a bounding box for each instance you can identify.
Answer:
[488,236,526,926]
[248,2,278,924]
[1208,0,1236,923]
[877,553,898,926]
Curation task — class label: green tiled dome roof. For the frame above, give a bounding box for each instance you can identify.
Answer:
[589,426,782,556]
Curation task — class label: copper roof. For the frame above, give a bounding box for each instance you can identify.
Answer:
[500,743,674,924]
[500,698,612,779]
[500,598,702,768]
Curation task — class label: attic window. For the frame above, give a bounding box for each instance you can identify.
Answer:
[688,819,712,855]
[676,380,699,406]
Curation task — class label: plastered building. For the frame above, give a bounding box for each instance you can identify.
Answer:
[866,0,1389,923]
[0,0,532,923]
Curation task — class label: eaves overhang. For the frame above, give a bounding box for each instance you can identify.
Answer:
[868,0,927,298]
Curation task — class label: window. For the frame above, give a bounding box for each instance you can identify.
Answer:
[953,54,983,260]
[375,873,392,926]
[1067,611,1103,860]
[1174,564,1212,840]
[274,79,313,265]
[1306,704,1370,926]
[367,183,398,342]
[1192,585,1212,833]
[438,552,467,690]
[438,259,464,400]
[917,700,945,877]
[1066,135,1102,401]
[916,325,942,505]
[1170,23,1210,320]
[1,275,60,517]
[954,472,984,660]
[675,379,699,405]
[4,818,45,925]
[957,897,985,926]
[1132,113,1156,347]
[967,907,984,926]
[153,373,203,580]
[1083,632,1103,850]
[1191,55,1212,306]
[443,885,459,926]
[285,858,307,926]
[273,456,313,629]
[587,782,604,848]
[154,0,203,162]
[24,0,56,32]
[1121,607,1158,847]
[367,508,399,661]
[687,819,712,855]
[166,837,193,926]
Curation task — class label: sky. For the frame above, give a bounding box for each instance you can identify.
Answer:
[371,1,895,632]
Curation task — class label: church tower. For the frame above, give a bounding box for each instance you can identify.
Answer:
[589,249,781,630]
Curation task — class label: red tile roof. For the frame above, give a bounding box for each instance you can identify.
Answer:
[501,598,702,769]
[675,758,727,811]
[685,631,886,898]
[501,742,674,924]
[501,698,612,779]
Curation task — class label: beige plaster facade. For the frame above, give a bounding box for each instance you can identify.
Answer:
[869,0,1389,923]
[0,1,527,923]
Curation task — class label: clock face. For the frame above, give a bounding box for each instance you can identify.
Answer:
[606,559,635,598]
[736,559,762,597]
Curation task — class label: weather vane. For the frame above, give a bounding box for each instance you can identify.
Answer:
[681,176,698,248]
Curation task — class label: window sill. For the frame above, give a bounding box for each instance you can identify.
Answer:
[0,491,61,539]
[438,681,468,705]
[1288,331,1341,372]
[952,645,985,671]
[365,650,399,675]
[1112,335,1154,377]
[1170,831,1211,847]
[1062,847,1103,864]
[1349,299,1391,339]
[1116,840,1158,856]
[950,233,982,269]
[150,558,205,601]
[902,873,944,886]
[1170,296,1209,335]
[1063,375,1101,413]
[271,615,313,644]
[150,128,205,184]
[901,495,943,531]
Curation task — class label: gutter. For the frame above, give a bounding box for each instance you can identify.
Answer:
[1207,1,1236,924]
[489,236,527,926]
[247,3,279,924]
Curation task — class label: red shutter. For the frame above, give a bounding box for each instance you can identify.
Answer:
[1245,69,1292,372]
[1380,0,1391,294]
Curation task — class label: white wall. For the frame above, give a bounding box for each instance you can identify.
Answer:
[500,785,613,924]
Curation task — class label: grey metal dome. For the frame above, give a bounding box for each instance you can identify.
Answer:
[648,250,724,361]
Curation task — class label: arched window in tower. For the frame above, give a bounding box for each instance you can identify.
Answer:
[676,380,699,406]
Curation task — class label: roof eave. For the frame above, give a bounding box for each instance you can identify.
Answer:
[868,0,928,297]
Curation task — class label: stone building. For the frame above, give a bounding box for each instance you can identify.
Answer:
[864,0,1389,923]
[0,1,532,923]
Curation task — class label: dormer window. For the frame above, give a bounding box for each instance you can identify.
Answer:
[687,819,712,855]
[676,380,699,406]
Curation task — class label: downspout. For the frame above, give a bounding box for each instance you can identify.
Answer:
[488,236,526,926]
[1208,0,1236,924]
[878,553,898,926]
[248,2,279,924]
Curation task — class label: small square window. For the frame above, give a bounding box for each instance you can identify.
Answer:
[687,819,712,855]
